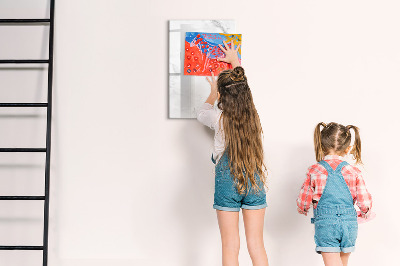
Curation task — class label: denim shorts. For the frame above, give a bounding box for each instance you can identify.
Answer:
[213,153,267,212]
[312,208,358,253]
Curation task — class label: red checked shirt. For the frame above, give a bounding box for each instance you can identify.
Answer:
[297,155,372,218]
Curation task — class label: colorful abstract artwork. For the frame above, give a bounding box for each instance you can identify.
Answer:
[168,20,236,118]
[184,32,242,76]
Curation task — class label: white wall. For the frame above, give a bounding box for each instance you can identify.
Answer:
[1,0,399,265]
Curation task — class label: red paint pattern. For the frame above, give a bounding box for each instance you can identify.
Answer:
[184,41,237,76]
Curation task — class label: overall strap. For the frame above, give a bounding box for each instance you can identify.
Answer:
[313,159,355,219]
[318,160,333,174]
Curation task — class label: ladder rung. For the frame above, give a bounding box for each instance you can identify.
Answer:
[0,103,48,107]
[0,196,45,200]
[0,60,49,64]
[0,148,46,152]
[0,19,50,23]
[0,246,44,250]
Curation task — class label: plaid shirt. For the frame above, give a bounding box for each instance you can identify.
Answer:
[297,155,372,218]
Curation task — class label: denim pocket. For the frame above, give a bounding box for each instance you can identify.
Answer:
[347,220,358,244]
[314,219,340,246]
[215,171,236,199]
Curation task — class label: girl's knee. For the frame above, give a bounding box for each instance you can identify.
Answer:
[246,238,265,253]
[222,238,240,252]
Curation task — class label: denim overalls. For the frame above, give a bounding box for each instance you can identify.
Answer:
[211,150,267,212]
[311,160,358,254]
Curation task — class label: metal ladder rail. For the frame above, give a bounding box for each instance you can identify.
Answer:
[0,1,55,265]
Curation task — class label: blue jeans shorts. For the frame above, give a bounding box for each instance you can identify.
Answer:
[312,209,358,253]
[212,153,267,212]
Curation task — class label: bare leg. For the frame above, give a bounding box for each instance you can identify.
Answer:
[242,208,269,266]
[321,252,343,266]
[216,210,240,266]
[340,252,351,266]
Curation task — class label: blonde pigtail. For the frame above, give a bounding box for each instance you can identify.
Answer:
[347,125,362,164]
[314,122,326,162]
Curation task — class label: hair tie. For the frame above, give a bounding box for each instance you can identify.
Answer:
[346,125,352,136]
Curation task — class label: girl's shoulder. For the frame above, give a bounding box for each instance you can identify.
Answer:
[203,103,222,116]
[306,160,361,176]
[306,162,327,176]
[341,162,363,177]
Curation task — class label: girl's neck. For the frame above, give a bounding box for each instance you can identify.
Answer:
[325,152,346,157]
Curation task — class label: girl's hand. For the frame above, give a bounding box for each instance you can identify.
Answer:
[205,72,218,105]
[297,207,308,216]
[217,40,241,68]
[206,72,217,94]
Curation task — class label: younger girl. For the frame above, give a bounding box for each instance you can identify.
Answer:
[197,40,269,266]
[297,122,373,266]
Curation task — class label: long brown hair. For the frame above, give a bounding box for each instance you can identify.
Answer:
[217,66,267,194]
[314,122,362,164]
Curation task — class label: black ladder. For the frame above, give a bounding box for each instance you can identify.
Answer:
[0,1,55,265]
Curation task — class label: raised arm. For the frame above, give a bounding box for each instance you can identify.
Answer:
[203,40,241,106]
[205,72,218,105]
[198,40,240,128]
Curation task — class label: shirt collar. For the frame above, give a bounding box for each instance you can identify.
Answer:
[323,154,346,161]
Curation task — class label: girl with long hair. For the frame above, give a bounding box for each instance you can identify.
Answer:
[197,40,269,266]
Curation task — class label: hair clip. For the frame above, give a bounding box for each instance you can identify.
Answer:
[225,82,246,88]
